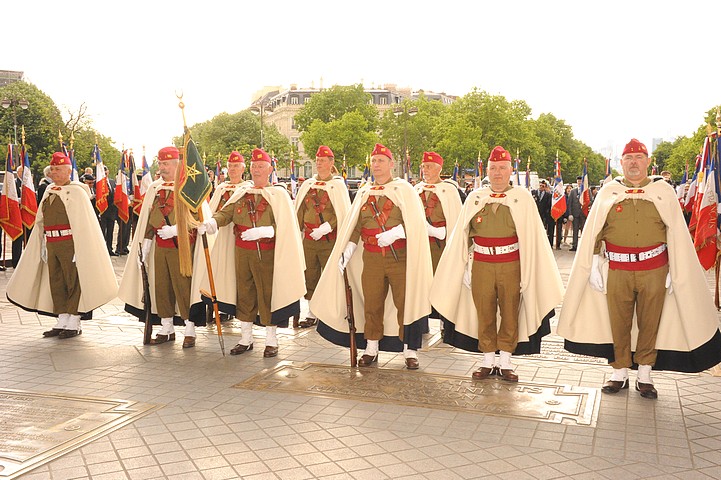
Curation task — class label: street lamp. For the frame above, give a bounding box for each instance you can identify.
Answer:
[1,97,29,145]
[249,101,272,150]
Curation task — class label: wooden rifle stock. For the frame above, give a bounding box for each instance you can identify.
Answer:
[139,246,153,345]
[343,270,357,367]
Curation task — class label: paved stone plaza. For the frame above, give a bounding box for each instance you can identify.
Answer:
[1,248,721,480]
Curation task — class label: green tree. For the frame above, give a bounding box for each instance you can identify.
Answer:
[378,95,446,173]
[294,84,377,133]
[173,110,290,166]
[301,111,378,166]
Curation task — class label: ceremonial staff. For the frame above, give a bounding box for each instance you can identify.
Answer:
[176,92,225,356]
[343,270,357,367]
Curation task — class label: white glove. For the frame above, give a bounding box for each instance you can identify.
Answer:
[568,215,574,222]
[376,224,405,248]
[41,236,47,263]
[463,254,473,289]
[310,222,333,241]
[138,238,153,268]
[157,225,178,240]
[338,242,357,274]
[198,218,218,236]
[665,271,673,295]
[426,223,446,240]
[241,225,274,241]
[589,254,604,292]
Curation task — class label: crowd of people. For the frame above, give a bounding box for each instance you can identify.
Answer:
[5,138,721,401]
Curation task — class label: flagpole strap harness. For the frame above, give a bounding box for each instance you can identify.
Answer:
[472,236,520,263]
[303,188,334,240]
[44,224,72,242]
[419,190,446,242]
[233,196,274,250]
[153,188,196,248]
[604,242,668,271]
[360,194,406,254]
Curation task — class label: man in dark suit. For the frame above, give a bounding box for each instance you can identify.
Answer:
[99,166,118,256]
[535,180,554,245]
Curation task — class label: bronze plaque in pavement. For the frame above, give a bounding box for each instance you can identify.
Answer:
[234,362,599,426]
[0,389,158,479]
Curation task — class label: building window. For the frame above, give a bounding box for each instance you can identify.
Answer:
[304,97,310,104]
[379,96,387,105]
[290,96,299,105]
[291,136,299,149]
[304,161,313,178]
[290,116,296,130]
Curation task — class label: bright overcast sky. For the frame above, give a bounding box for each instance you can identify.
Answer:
[6,0,719,162]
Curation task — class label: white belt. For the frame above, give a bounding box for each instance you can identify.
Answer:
[45,229,72,237]
[474,242,519,255]
[605,244,666,262]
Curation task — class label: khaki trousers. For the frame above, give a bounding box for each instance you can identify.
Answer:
[361,248,407,341]
[471,260,521,353]
[235,247,275,325]
[47,240,81,315]
[606,265,668,368]
[153,246,192,320]
[303,238,334,300]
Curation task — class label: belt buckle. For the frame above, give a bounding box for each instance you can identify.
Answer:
[629,253,638,262]
[489,246,496,255]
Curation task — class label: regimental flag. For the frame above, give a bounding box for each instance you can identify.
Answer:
[269,155,278,185]
[0,145,23,240]
[19,144,37,228]
[215,159,221,188]
[451,160,459,182]
[178,135,211,212]
[514,157,521,186]
[685,153,703,214]
[114,150,130,223]
[137,151,152,215]
[60,141,79,182]
[289,151,297,197]
[581,158,591,216]
[550,153,567,221]
[693,135,719,270]
[93,144,110,215]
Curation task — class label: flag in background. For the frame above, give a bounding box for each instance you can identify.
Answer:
[0,145,23,240]
[693,135,719,270]
[474,151,483,189]
[215,159,221,188]
[128,151,139,216]
[114,150,130,223]
[581,158,590,216]
[289,150,297,197]
[361,155,371,187]
[525,157,531,190]
[19,143,37,228]
[138,151,152,209]
[603,157,612,185]
[94,144,110,215]
[451,160,459,183]
[550,152,567,221]
[269,155,278,185]
[177,135,211,212]
[651,164,658,175]
[405,148,411,183]
[342,154,348,186]
[684,153,703,213]
[514,157,521,186]
[677,158,688,206]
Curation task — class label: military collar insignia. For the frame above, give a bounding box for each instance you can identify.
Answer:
[625,189,644,194]
[489,193,506,198]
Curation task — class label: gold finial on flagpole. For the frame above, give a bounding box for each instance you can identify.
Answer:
[69,131,75,150]
[21,126,25,146]
[176,90,188,130]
